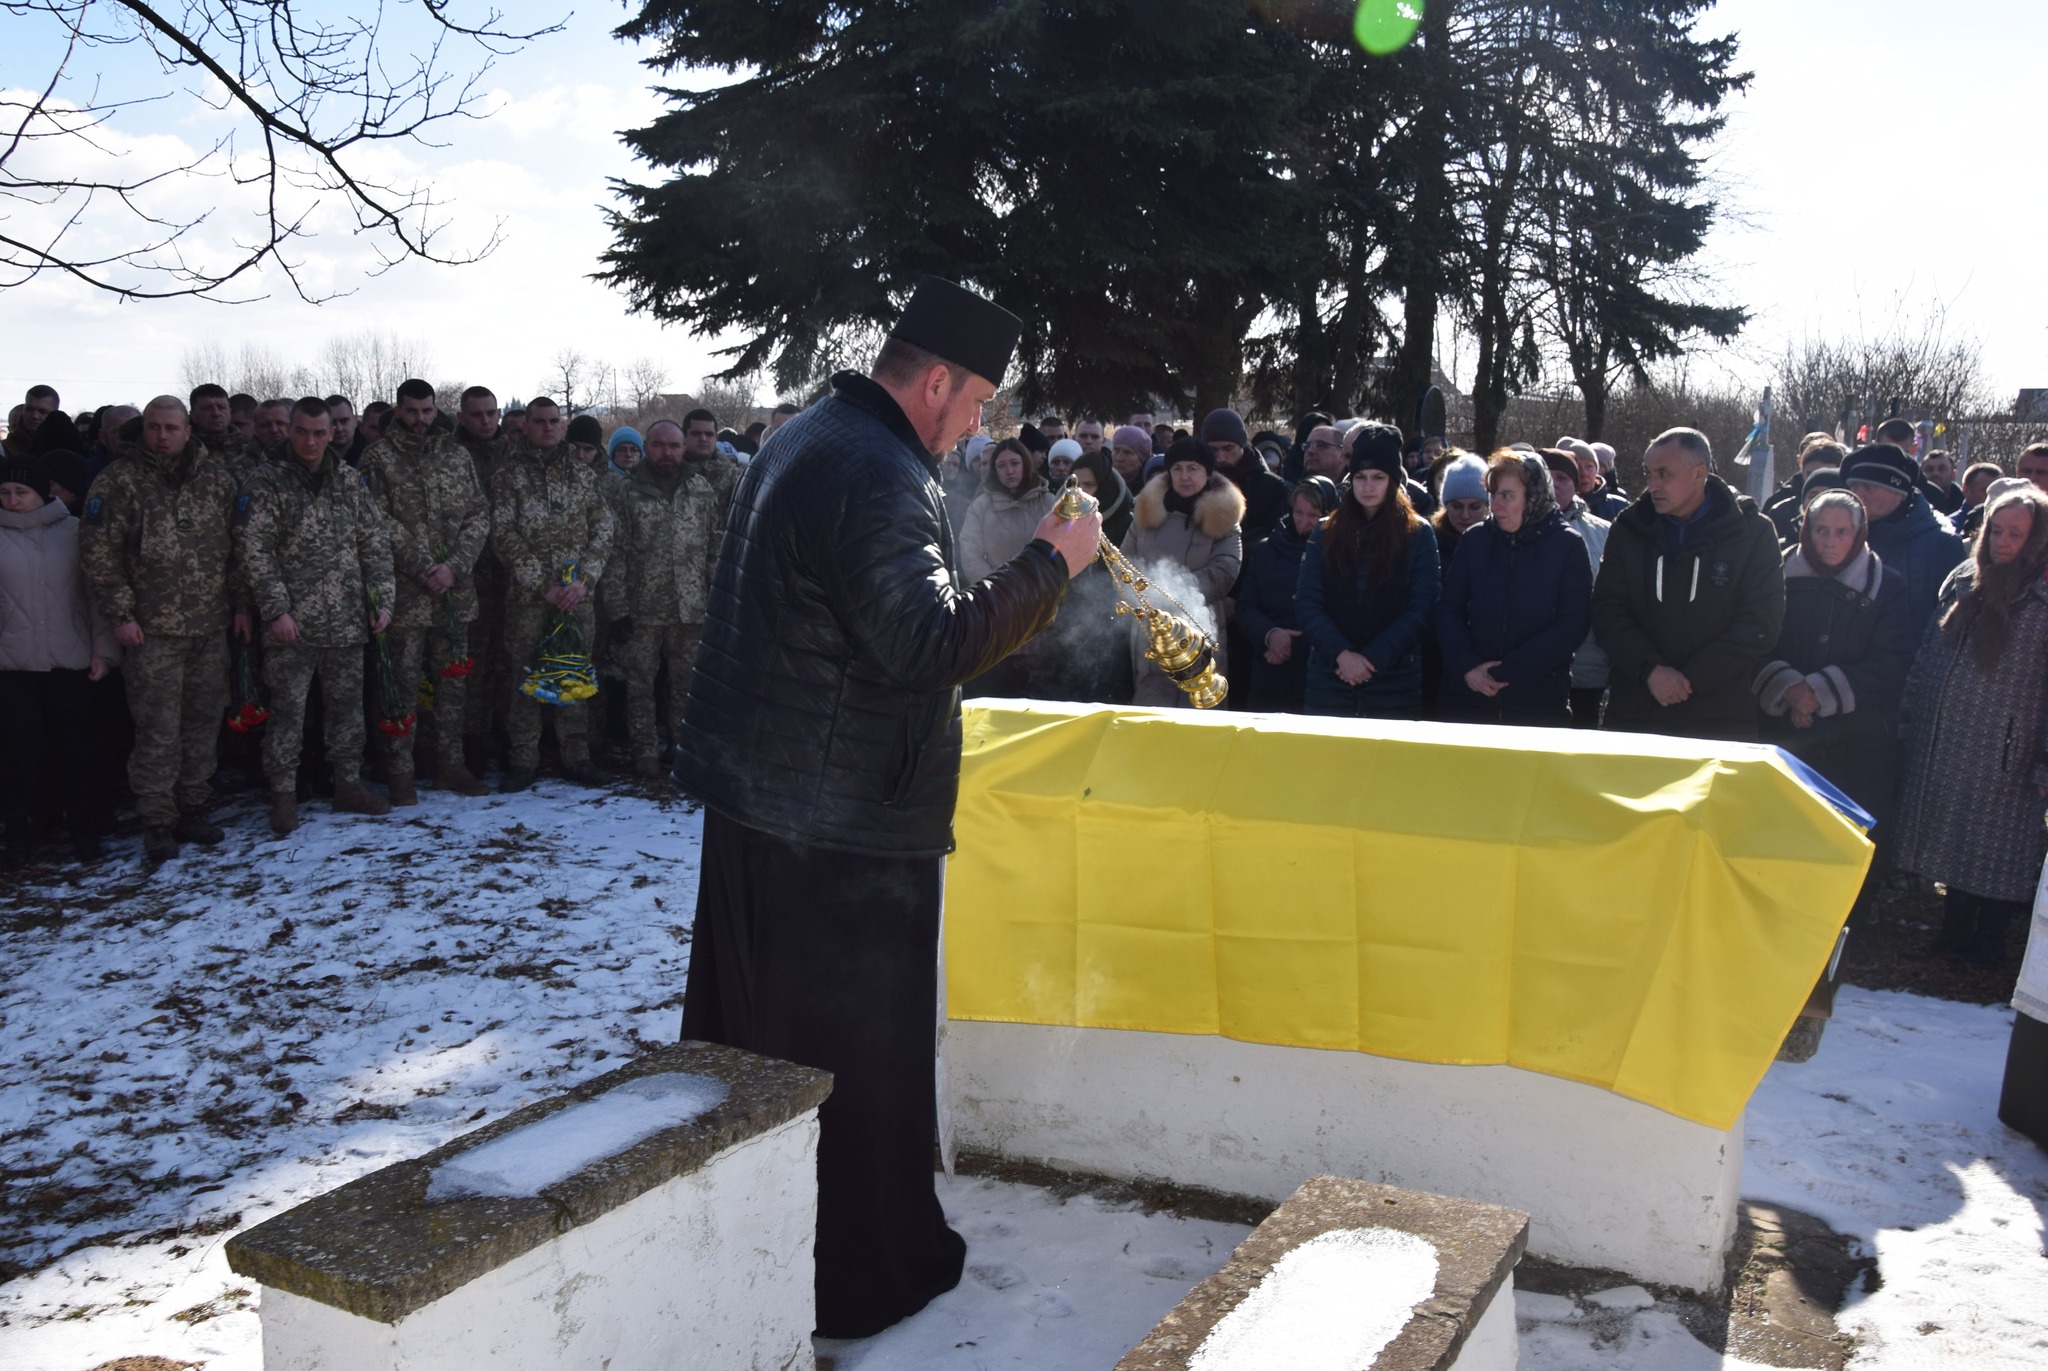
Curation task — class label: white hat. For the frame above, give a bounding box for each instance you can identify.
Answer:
[1048,438,1083,463]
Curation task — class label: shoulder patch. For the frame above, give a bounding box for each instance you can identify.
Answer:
[83,496,104,523]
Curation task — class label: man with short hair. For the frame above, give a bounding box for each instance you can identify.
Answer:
[1962,460,2003,510]
[1764,438,1850,543]
[490,396,616,791]
[761,402,801,446]
[1873,417,1918,455]
[188,383,246,466]
[254,400,292,452]
[1301,426,1346,482]
[1128,409,1156,433]
[358,400,392,448]
[1073,417,1106,455]
[324,395,367,466]
[79,397,247,862]
[1842,442,1965,640]
[6,385,60,457]
[1919,448,1963,517]
[229,394,258,446]
[1038,415,1068,444]
[676,276,1096,1338]
[2018,442,2048,493]
[237,398,397,834]
[608,411,741,780]
[361,379,492,802]
[452,386,514,773]
[1591,427,1784,740]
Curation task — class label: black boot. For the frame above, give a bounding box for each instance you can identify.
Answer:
[1931,890,1975,957]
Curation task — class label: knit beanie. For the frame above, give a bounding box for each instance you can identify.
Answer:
[566,414,604,449]
[1801,467,1847,500]
[607,426,643,462]
[1163,436,1218,476]
[1842,443,1919,496]
[1048,438,1083,466]
[0,454,51,500]
[1112,424,1154,458]
[1439,454,1487,503]
[41,449,88,501]
[1540,447,1580,487]
[1199,408,1251,452]
[1347,421,1406,482]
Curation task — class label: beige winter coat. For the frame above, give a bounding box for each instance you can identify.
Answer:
[1120,473,1245,706]
[959,477,1056,584]
[0,500,118,672]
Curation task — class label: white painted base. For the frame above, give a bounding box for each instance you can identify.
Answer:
[1449,1276,1518,1371]
[260,1113,820,1371]
[946,1022,1740,1293]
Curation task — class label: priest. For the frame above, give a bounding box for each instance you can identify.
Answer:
[673,277,1101,1336]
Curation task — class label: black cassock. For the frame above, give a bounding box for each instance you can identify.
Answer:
[682,808,963,1338]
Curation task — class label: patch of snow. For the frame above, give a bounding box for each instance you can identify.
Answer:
[424,1071,728,1201]
[1187,1228,1437,1371]
[1513,1289,1583,1323]
[1585,1284,1657,1311]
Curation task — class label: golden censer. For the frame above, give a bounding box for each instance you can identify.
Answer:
[1053,477,1228,708]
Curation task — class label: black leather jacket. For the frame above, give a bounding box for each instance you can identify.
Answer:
[675,372,1069,856]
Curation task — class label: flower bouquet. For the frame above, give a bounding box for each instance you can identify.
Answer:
[433,540,474,680]
[369,590,416,739]
[226,638,269,733]
[519,561,598,706]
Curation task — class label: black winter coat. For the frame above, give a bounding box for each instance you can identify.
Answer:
[1297,517,1441,717]
[1235,517,1315,712]
[675,372,1069,856]
[1435,511,1591,723]
[1592,477,1786,741]
[1753,548,1914,826]
[1865,493,1966,644]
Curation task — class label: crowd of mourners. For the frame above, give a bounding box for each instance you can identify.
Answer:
[3,384,2046,992]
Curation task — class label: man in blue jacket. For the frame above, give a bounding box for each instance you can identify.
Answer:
[673,277,1100,1338]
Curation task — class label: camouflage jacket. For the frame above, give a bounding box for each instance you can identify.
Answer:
[79,440,241,636]
[360,428,489,628]
[456,428,514,599]
[236,453,396,647]
[489,438,615,602]
[608,457,738,627]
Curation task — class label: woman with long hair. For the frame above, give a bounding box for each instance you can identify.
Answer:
[1896,484,2048,969]
[1296,422,1440,719]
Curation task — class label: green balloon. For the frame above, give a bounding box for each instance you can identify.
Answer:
[1354,0,1423,56]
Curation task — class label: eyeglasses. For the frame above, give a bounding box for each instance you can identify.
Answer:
[1305,439,1340,451]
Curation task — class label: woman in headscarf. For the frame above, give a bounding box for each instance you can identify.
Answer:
[1296,423,1439,720]
[1896,485,2048,969]
[1434,448,1590,724]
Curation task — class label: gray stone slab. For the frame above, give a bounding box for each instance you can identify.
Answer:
[1116,1175,1529,1371]
[225,1041,831,1324]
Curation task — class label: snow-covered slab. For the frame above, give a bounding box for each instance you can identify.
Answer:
[1118,1175,1527,1371]
[225,1040,829,1371]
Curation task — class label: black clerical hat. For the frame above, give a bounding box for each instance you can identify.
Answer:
[888,275,1022,385]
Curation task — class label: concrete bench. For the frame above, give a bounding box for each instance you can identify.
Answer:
[1117,1175,1528,1371]
[226,1041,831,1371]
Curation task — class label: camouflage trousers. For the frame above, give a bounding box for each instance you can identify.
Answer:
[505,600,595,770]
[263,642,366,786]
[124,633,226,827]
[620,623,701,767]
[465,584,507,744]
[386,624,470,775]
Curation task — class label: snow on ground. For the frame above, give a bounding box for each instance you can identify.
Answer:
[3,785,2045,1370]
[1744,986,2048,1368]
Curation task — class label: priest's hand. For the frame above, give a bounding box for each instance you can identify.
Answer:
[1033,507,1101,579]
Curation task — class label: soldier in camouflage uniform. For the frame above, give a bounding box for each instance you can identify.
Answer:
[454,386,513,773]
[79,397,247,863]
[489,396,615,791]
[360,379,491,802]
[607,413,740,779]
[236,398,398,835]
[188,383,247,469]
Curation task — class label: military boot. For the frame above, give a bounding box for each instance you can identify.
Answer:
[435,760,490,797]
[144,826,180,863]
[387,771,418,807]
[563,758,608,789]
[174,807,225,845]
[268,790,299,837]
[331,779,392,817]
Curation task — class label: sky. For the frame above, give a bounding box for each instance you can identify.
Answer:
[0,0,2042,416]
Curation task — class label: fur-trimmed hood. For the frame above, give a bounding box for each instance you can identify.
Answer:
[1135,472,1246,540]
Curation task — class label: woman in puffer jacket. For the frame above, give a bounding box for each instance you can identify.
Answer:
[1121,437,1245,707]
[1434,448,1591,724]
[0,456,118,867]
[960,438,1056,583]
